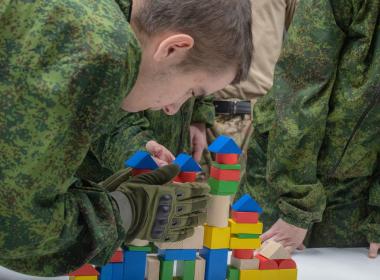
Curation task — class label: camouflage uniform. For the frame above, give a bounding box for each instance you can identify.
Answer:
[0,0,141,275]
[76,96,215,183]
[240,0,380,247]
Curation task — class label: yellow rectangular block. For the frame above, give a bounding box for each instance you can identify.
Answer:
[279,269,297,280]
[75,277,98,280]
[229,219,263,234]
[203,224,230,249]
[239,269,261,280]
[230,237,261,249]
[260,270,279,280]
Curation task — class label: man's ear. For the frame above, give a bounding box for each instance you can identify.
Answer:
[153,34,194,62]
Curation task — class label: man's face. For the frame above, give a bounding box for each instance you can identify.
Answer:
[122,66,236,115]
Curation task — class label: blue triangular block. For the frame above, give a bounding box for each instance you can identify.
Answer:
[232,194,262,213]
[208,135,242,154]
[124,151,158,170]
[173,153,202,172]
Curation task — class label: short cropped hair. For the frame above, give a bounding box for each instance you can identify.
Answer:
[134,0,253,83]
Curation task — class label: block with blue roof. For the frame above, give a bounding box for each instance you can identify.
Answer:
[125,150,159,176]
[173,153,202,182]
[208,135,242,164]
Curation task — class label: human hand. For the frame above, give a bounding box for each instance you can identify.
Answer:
[261,218,308,254]
[190,123,207,162]
[369,242,380,258]
[146,140,175,166]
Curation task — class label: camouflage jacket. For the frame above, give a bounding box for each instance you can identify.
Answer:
[0,0,140,275]
[250,0,380,242]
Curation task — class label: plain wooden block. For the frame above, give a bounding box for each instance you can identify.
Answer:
[230,237,261,249]
[130,238,150,246]
[155,226,204,249]
[203,224,230,249]
[259,240,290,259]
[206,195,230,227]
[230,256,259,270]
[147,256,160,280]
[229,219,263,234]
[194,256,206,280]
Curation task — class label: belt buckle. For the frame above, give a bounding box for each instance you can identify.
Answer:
[232,101,238,115]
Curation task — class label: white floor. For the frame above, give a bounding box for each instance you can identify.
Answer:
[0,248,379,280]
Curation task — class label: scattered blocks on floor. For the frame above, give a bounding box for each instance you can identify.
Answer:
[206,195,231,228]
[230,256,259,270]
[158,249,197,261]
[200,248,229,280]
[231,210,259,224]
[203,224,231,249]
[230,237,261,249]
[232,194,263,213]
[229,219,263,234]
[208,177,239,195]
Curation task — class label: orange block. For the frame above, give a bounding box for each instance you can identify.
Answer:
[215,154,239,164]
[256,255,278,270]
[210,166,240,181]
[231,211,259,223]
[174,172,197,182]
[68,264,99,276]
[276,259,297,269]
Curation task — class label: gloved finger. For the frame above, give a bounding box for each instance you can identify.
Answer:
[164,228,195,242]
[175,197,209,215]
[170,212,207,229]
[174,183,210,200]
[99,168,132,191]
[129,164,180,185]
[368,243,380,258]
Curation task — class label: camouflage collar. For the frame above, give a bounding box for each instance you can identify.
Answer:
[115,0,133,22]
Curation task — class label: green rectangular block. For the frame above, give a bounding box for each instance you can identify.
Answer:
[159,259,174,280]
[235,233,261,239]
[128,245,152,252]
[182,260,195,280]
[227,266,240,280]
[208,177,239,195]
[212,162,241,170]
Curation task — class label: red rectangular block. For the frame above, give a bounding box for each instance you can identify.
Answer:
[174,172,197,183]
[231,210,259,223]
[233,249,253,259]
[68,264,99,276]
[276,259,297,269]
[110,250,124,263]
[215,154,239,164]
[210,166,240,181]
[257,255,278,270]
[132,169,153,176]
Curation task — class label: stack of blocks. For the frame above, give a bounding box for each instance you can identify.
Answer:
[201,136,242,280]
[154,153,205,280]
[68,264,99,280]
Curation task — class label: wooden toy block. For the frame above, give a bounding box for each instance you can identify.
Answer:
[256,255,278,270]
[128,245,152,252]
[230,256,259,270]
[208,135,242,154]
[69,277,75,280]
[177,260,196,280]
[111,263,123,280]
[227,266,240,280]
[173,153,202,172]
[276,259,297,269]
[99,264,112,280]
[259,240,290,259]
[158,249,197,261]
[233,249,253,259]
[146,256,160,280]
[212,162,241,170]
[206,195,230,227]
[125,151,158,170]
[231,210,259,223]
[208,177,239,195]
[155,226,204,249]
[278,269,297,280]
[194,257,206,280]
[260,269,280,280]
[203,224,230,249]
[210,166,240,181]
[175,171,197,183]
[75,277,98,280]
[130,238,150,246]
[239,269,261,280]
[110,249,123,262]
[229,219,263,234]
[232,194,263,213]
[230,237,261,249]
[200,248,229,280]
[235,233,261,239]
[216,153,239,164]
[123,250,147,280]
[159,259,174,280]
[68,264,99,276]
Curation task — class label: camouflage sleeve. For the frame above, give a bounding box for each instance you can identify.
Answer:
[191,96,215,127]
[265,0,346,229]
[91,112,154,173]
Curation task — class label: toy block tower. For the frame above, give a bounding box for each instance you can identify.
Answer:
[99,249,124,280]
[154,153,204,280]
[68,264,99,280]
[173,153,202,183]
[125,150,159,176]
[200,136,242,280]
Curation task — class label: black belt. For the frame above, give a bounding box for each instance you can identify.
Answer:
[214,100,251,115]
